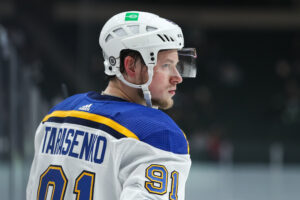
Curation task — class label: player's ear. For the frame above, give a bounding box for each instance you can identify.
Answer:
[124,56,136,77]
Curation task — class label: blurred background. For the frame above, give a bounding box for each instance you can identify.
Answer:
[1,0,300,199]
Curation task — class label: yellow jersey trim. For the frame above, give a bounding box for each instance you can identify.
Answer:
[42,110,139,140]
[181,131,190,154]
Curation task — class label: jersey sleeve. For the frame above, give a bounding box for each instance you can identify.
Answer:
[118,137,191,200]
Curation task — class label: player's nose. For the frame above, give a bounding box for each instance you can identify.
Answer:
[170,66,183,84]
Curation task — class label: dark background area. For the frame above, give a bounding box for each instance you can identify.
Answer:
[1,0,300,164]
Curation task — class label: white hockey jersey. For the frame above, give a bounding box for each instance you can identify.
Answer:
[27,92,191,200]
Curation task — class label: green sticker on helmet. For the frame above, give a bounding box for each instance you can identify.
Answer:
[125,13,139,21]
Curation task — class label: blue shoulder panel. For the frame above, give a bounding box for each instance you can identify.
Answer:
[46,92,189,155]
[115,106,189,155]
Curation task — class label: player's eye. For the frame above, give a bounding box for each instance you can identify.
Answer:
[162,63,171,68]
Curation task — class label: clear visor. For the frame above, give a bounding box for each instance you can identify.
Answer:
[177,48,197,78]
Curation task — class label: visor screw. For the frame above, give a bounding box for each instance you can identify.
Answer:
[109,56,116,66]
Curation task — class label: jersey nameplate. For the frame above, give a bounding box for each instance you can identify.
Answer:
[41,126,107,164]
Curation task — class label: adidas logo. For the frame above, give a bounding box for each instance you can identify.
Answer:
[78,104,92,111]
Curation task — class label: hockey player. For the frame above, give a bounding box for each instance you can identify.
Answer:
[27,11,197,200]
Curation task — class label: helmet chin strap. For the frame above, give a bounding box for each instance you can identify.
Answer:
[141,85,152,107]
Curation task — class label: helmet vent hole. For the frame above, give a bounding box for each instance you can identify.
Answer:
[170,37,174,41]
[157,34,165,42]
[105,34,113,42]
[146,26,157,32]
[127,25,139,34]
[113,28,127,36]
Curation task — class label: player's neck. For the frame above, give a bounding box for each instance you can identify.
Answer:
[103,79,146,106]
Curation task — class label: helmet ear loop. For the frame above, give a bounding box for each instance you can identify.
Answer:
[115,64,153,90]
[113,53,155,107]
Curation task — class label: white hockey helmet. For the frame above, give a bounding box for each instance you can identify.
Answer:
[99,11,196,107]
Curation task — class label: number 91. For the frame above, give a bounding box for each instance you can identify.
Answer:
[144,164,179,200]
